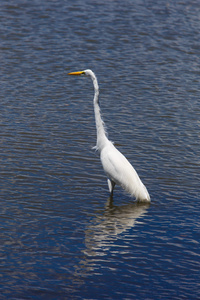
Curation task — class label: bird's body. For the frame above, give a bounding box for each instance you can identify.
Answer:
[68,69,150,202]
[100,140,150,201]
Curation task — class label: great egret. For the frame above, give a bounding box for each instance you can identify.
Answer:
[68,69,150,202]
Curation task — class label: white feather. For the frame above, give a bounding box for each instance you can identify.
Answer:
[101,140,150,202]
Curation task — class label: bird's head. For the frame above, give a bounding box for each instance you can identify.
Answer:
[68,69,98,91]
[68,69,94,77]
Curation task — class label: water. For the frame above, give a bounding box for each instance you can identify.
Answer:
[0,0,200,299]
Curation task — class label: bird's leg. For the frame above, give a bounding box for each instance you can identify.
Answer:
[105,194,114,209]
[107,179,115,196]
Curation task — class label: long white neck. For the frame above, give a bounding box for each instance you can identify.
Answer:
[89,71,108,151]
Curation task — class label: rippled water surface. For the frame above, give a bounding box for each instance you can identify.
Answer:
[0,0,200,299]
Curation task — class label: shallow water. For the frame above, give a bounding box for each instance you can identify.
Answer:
[0,0,200,299]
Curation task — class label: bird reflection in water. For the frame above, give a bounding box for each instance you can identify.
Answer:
[83,196,150,257]
[72,197,150,279]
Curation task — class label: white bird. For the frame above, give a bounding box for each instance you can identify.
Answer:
[68,69,150,202]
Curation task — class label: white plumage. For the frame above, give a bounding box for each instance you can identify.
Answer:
[68,69,150,202]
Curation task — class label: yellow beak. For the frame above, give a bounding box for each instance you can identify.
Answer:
[68,71,85,75]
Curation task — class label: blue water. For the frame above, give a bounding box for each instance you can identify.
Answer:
[0,0,200,299]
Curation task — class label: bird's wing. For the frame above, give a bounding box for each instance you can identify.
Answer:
[100,143,139,186]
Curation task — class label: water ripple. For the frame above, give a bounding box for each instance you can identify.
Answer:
[0,0,200,299]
